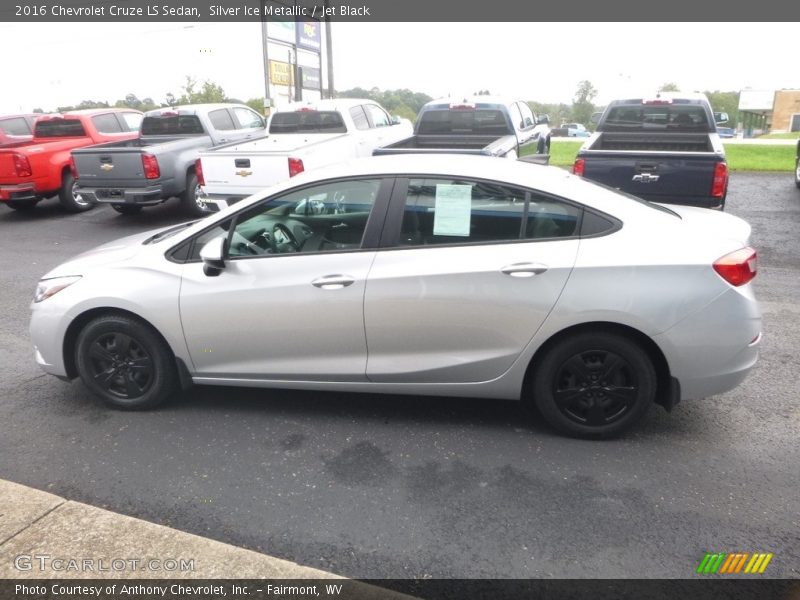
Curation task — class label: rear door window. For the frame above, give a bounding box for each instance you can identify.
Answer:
[91,113,123,134]
[0,117,32,136]
[349,106,370,130]
[209,109,236,131]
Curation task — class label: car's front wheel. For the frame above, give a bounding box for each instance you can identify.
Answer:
[795,158,800,189]
[75,314,177,410]
[531,331,656,438]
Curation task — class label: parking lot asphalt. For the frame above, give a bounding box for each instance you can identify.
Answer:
[0,173,798,579]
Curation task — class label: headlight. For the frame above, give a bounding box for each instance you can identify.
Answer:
[34,276,82,303]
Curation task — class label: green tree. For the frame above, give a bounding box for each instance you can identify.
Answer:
[177,76,228,105]
[659,82,680,92]
[572,80,598,125]
[705,90,740,127]
[245,97,265,114]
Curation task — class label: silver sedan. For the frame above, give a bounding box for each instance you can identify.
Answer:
[29,155,761,438]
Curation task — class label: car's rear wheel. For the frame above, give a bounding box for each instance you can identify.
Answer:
[531,331,656,438]
[75,314,177,410]
[59,172,95,213]
[795,158,800,189]
[6,199,38,210]
[111,203,143,215]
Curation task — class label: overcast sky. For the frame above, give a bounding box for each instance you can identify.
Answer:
[0,21,797,114]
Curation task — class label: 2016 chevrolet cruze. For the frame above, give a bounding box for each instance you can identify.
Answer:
[30,155,761,438]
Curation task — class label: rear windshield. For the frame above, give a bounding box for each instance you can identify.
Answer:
[35,119,86,137]
[268,111,346,134]
[141,114,205,136]
[601,103,712,132]
[417,109,513,136]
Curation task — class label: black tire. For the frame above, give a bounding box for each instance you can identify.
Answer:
[179,172,209,217]
[6,199,38,210]
[537,136,547,154]
[75,314,177,410]
[111,203,143,215]
[531,331,656,439]
[58,172,95,213]
[795,158,800,189]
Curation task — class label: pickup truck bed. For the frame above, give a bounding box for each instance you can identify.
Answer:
[374,134,521,156]
[574,94,728,209]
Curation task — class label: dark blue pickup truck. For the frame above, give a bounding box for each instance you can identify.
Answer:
[573,93,729,209]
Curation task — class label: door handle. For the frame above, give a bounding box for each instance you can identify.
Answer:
[311,274,356,289]
[500,263,548,277]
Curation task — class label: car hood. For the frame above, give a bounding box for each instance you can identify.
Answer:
[41,225,184,279]
[658,204,752,246]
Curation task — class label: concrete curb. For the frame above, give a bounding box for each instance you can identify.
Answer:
[0,480,413,598]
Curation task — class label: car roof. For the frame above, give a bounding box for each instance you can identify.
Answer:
[275,99,378,112]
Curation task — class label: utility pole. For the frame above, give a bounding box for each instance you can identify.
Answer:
[324,0,334,99]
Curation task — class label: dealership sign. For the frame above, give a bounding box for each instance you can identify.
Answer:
[268,60,294,86]
[296,21,321,51]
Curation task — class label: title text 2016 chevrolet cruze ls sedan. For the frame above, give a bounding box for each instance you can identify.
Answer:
[30,155,761,438]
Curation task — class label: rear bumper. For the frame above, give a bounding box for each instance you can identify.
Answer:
[0,183,37,202]
[200,192,248,212]
[77,184,167,206]
[654,286,761,400]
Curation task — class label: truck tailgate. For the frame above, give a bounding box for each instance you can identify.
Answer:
[581,152,721,204]
[201,134,349,197]
[73,149,145,184]
[0,152,19,180]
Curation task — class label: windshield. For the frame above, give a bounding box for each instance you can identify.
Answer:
[417,109,513,136]
[268,111,346,134]
[141,114,204,136]
[35,119,86,137]
[601,104,712,132]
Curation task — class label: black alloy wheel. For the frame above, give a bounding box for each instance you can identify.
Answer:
[532,331,656,438]
[75,315,176,409]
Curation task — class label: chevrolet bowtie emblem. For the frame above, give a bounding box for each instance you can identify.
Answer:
[235,170,253,177]
[100,163,114,171]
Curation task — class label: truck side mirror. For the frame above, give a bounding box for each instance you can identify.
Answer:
[391,115,401,125]
[591,112,603,124]
[537,115,550,125]
[714,112,729,125]
[200,236,227,277]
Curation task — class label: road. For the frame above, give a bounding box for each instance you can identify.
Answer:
[0,174,798,578]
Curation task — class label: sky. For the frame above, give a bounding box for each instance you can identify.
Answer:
[0,21,797,114]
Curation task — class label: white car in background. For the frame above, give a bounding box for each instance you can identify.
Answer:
[30,155,761,438]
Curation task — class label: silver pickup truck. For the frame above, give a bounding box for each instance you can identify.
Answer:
[72,104,266,216]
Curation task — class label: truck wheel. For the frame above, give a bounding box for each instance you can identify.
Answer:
[180,172,209,217]
[59,172,95,213]
[795,158,800,189]
[537,136,546,154]
[111,204,143,215]
[6,199,39,211]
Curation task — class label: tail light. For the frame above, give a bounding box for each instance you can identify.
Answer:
[288,157,304,178]
[711,161,728,198]
[69,156,79,179]
[713,247,757,287]
[573,158,585,176]
[141,153,160,179]
[13,153,32,178]
[195,158,205,186]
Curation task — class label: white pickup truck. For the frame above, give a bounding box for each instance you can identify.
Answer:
[197,98,412,211]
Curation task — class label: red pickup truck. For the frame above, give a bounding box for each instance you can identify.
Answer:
[0,108,142,212]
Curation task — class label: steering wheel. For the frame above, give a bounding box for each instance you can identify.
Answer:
[270,222,301,253]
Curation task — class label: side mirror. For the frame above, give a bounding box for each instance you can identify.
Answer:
[391,115,401,125]
[200,236,227,277]
[590,112,603,124]
[537,114,550,125]
[714,111,729,125]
